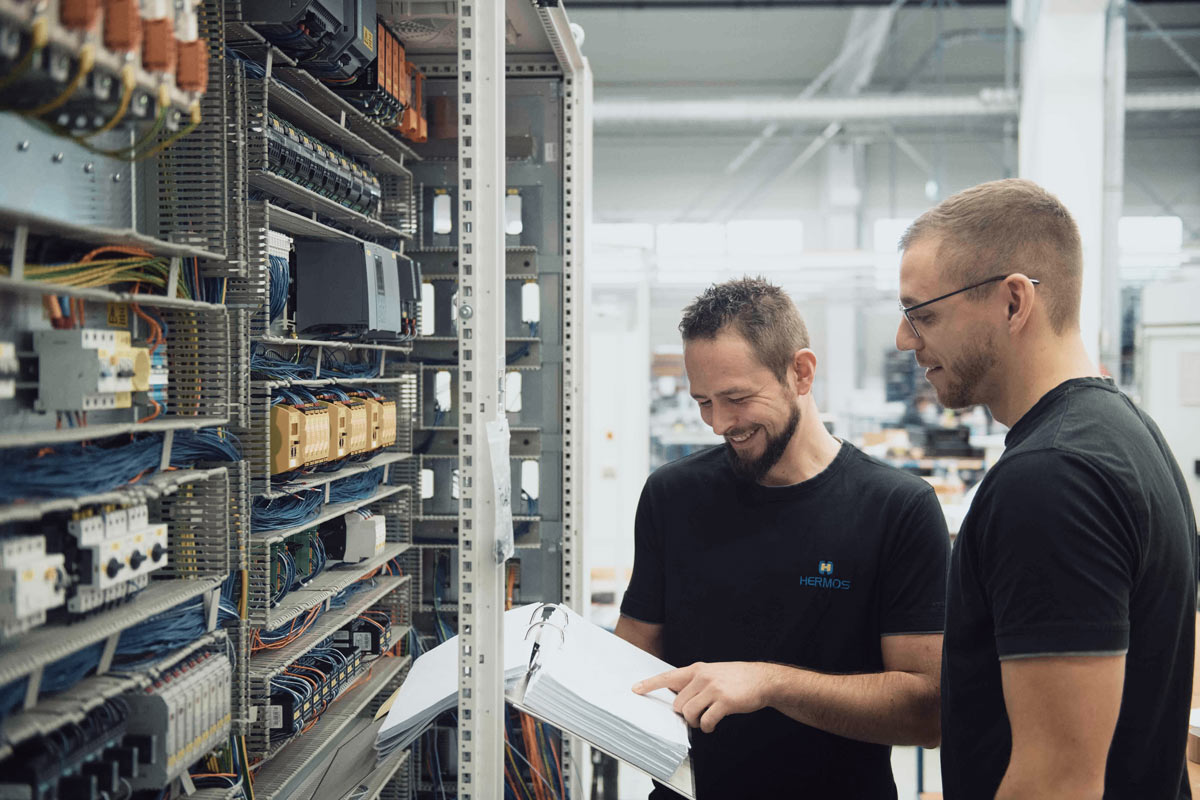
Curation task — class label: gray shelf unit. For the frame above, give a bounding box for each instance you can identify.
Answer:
[0,467,231,688]
[403,58,584,800]
[244,574,411,761]
[0,291,233,447]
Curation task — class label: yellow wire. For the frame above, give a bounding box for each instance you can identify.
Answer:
[81,64,135,138]
[239,568,248,619]
[25,45,93,117]
[130,103,201,163]
[0,18,48,93]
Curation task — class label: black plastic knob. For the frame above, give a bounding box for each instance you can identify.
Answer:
[151,543,166,562]
[129,550,145,570]
[105,558,123,579]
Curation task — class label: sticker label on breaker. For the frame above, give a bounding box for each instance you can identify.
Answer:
[107,303,128,327]
[264,705,283,730]
[354,631,373,652]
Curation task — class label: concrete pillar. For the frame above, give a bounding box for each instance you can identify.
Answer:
[1018,0,1117,364]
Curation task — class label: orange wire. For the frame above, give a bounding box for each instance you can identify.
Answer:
[138,396,162,424]
[79,245,154,263]
[128,468,151,484]
[521,713,549,800]
[549,732,565,800]
[43,295,62,326]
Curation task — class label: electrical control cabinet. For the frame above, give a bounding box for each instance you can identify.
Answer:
[0,0,585,797]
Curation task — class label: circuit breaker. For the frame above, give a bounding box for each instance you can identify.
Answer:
[34,329,151,412]
[67,504,168,613]
[0,536,66,640]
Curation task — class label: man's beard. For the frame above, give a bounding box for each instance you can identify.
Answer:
[724,403,801,484]
[936,329,999,410]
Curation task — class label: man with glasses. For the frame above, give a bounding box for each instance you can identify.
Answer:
[897,178,1197,799]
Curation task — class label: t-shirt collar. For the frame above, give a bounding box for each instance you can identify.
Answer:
[734,440,854,504]
[1005,376,1118,448]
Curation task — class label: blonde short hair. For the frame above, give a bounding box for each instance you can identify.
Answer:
[900,178,1082,333]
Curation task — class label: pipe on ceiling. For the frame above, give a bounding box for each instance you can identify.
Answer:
[593,89,1200,125]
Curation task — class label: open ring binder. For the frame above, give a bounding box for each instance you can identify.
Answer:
[373,603,696,798]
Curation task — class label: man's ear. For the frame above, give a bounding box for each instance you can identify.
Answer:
[1004,274,1038,335]
[792,349,818,396]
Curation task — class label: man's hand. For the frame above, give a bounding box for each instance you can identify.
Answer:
[633,661,779,733]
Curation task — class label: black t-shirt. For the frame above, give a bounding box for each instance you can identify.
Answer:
[941,378,1198,799]
[620,441,950,800]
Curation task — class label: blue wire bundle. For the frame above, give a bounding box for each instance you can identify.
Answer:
[268,255,290,322]
[309,348,380,378]
[0,593,243,720]
[252,490,323,532]
[273,548,297,606]
[0,429,240,503]
[251,347,316,381]
[328,467,385,503]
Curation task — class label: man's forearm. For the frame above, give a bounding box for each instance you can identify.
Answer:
[762,664,940,747]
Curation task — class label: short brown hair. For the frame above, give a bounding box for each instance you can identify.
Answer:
[679,277,810,383]
[900,178,1082,333]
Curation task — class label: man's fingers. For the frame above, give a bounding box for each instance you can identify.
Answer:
[633,664,693,695]
[681,690,714,728]
[699,701,726,734]
[672,676,703,714]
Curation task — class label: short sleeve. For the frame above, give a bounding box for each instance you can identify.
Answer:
[975,452,1138,659]
[619,480,666,624]
[880,487,950,635]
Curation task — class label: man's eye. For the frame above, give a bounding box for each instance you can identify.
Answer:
[697,400,711,407]
[729,397,748,404]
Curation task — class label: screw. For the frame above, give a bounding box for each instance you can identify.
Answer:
[52,152,64,163]
[112,173,122,183]
[459,305,474,320]
[84,162,94,173]
[16,140,29,151]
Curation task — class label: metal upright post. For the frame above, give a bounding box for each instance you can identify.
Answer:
[457,0,507,798]
[1101,0,1127,380]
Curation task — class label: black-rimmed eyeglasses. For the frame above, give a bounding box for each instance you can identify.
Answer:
[899,274,1040,339]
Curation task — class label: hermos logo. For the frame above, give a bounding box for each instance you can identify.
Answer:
[801,560,851,590]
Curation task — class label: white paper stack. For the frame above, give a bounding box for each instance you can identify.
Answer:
[517,605,690,782]
[373,603,691,786]
[373,606,534,761]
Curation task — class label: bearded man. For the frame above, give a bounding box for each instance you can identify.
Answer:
[615,277,949,799]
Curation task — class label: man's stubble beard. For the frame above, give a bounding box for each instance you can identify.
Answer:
[937,328,999,410]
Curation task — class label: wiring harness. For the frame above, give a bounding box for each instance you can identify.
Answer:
[0,428,241,503]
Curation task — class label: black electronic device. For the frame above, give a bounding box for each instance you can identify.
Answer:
[294,241,409,340]
[243,0,378,82]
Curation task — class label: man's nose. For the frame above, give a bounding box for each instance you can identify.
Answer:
[896,318,920,352]
[709,404,734,436]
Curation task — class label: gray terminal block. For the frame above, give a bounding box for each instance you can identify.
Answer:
[294,240,407,339]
